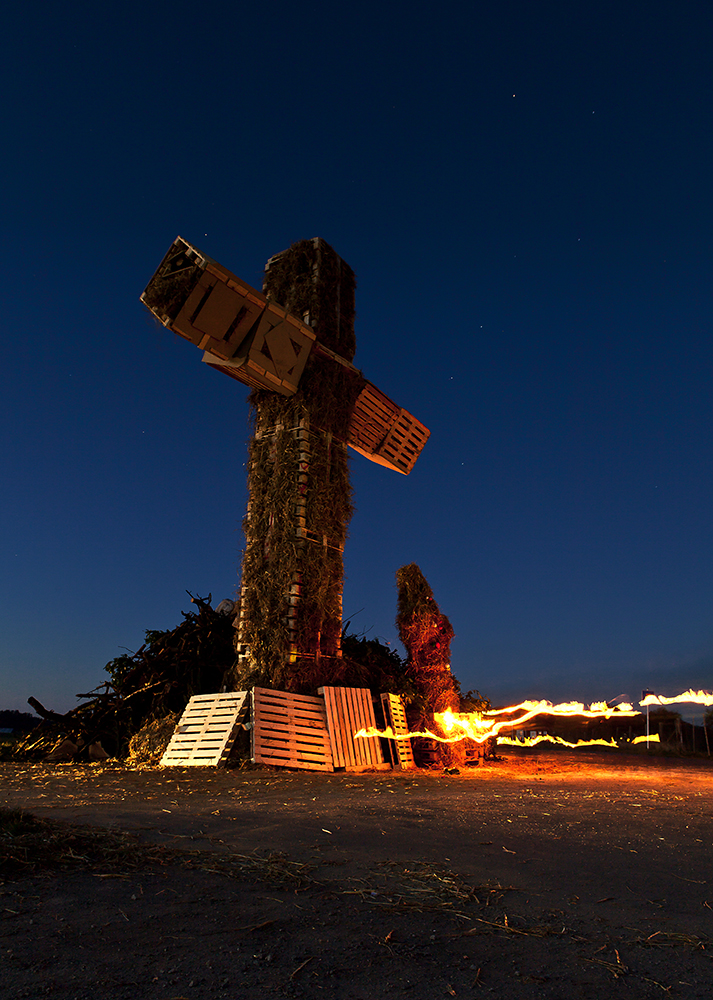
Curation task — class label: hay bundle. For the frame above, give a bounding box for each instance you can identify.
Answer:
[396,563,459,713]
[127,713,178,767]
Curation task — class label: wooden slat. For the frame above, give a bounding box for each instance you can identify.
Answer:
[348,382,430,475]
[319,687,388,771]
[380,693,416,769]
[160,692,248,767]
[377,410,431,474]
[252,687,333,771]
[320,687,347,768]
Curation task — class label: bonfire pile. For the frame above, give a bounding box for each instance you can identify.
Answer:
[14,595,236,763]
[13,567,495,770]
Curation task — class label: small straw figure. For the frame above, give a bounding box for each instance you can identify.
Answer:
[396,564,464,767]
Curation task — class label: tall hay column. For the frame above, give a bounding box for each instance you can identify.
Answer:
[396,563,464,767]
[233,240,364,692]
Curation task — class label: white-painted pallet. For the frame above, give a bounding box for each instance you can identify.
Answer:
[160,691,248,766]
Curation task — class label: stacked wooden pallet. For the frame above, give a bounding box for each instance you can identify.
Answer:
[141,236,316,396]
[381,692,416,769]
[160,686,414,772]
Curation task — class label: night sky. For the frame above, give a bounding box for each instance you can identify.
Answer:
[2,1,712,718]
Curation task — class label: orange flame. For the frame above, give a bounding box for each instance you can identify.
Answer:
[434,700,638,745]
[354,725,469,745]
[498,734,619,749]
[355,698,642,750]
[639,689,713,707]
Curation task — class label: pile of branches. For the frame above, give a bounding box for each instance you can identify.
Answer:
[13,594,237,763]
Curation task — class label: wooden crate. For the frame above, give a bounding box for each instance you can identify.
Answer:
[252,687,333,771]
[348,382,430,475]
[380,693,416,769]
[139,237,208,328]
[141,236,315,396]
[319,687,388,770]
[202,301,315,395]
[160,691,248,767]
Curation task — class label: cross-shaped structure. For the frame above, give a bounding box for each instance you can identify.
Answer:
[141,237,430,691]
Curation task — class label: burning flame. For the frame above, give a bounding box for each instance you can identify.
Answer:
[639,689,713,707]
[498,734,618,748]
[355,698,642,749]
[433,700,637,744]
[354,724,469,745]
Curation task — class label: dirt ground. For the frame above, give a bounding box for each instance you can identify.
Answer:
[1,748,712,999]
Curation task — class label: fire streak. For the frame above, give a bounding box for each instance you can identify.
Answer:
[498,735,618,749]
[639,689,713,707]
[355,692,711,750]
[355,698,642,748]
[434,700,638,744]
[499,733,660,748]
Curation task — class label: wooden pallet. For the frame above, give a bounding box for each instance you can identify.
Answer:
[319,687,388,770]
[160,691,248,767]
[202,300,315,396]
[380,693,416,769]
[141,236,315,396]
[252,687,333,771]
[348,382,430,475]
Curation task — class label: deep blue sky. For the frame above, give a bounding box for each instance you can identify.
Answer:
[2,1,711,716]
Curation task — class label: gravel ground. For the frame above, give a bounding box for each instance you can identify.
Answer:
[1,748,712,999]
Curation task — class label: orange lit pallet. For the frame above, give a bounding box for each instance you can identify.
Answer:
[348,382,430,475]
[252,687,333,771]
[349,382,399,452]
[380,693,416,769]
[160,691,248,767]
[319,686,389,770]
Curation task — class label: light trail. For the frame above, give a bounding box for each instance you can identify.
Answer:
[639,689,713,708]
[355,698,643,750]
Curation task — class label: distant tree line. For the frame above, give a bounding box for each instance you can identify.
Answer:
[0,710,41,732]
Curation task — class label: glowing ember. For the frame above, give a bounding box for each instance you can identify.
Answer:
[639,689,713,707]
[630,733,661,745]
